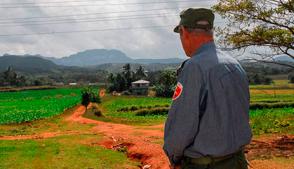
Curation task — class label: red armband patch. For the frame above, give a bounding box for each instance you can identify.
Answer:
[172,82,183,101]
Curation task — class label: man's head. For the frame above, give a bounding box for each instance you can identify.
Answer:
[174,8,215,57]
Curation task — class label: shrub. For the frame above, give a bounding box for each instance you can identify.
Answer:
[117,104,170,112]
[154,70,177,97]
[155,84,175,98]
[250,102,294,109]
[87,104,103,117]
[130,106,139,111]
[81,88,91,108]
[81,87,101,108]
[135,107,170,116]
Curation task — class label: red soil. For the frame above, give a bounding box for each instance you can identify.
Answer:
[66,105,169,169]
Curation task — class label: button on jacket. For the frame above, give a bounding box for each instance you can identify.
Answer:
[163,42,252,165]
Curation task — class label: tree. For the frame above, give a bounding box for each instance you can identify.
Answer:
[146,71,161,86]
[134,65,147,80]
[213,0,294,68]
[81,87,101,109]
[16,75,27,87]
[107,73,115,83]
[122,64,134,88]
[155,70,177,97]
[107,73,127,92]
[3,66,17,86]
[115,73,127,92]
[81,88,91,109]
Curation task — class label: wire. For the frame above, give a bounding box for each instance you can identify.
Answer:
[0,12,178,25]
[0,0,213,8]
[0,15,177,27]
[0,6,189,21]
[0,0,107,5]
[0,13,222,27]
[0,20,223,37]
[0,25,174,37]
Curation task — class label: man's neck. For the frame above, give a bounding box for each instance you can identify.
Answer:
[189,35,213,57]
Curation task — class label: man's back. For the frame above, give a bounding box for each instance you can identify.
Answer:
[183,42,252,158]
[165,7,251,169]
[163,42,252,165]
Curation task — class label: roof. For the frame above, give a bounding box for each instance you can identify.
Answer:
[132,80,150,84]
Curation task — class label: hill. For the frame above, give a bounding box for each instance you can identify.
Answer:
[46,49,184,66]
[47,49,133,67]
[0,55,59,73]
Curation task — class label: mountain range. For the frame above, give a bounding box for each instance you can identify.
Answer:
[1,49,292,75]
[0,49,184,75]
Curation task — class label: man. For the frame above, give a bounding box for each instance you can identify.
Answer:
[163,8,252,169]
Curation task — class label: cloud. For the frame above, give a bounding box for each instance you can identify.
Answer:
[0,0,218,59]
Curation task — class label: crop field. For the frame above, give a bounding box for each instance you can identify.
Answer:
[0,88,82,124]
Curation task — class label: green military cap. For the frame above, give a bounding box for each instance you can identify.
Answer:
[174,8,215,33]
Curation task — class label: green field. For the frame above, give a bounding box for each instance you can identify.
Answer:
[0,88,82,124]
[0,134,138,169]
[0,86,293,134]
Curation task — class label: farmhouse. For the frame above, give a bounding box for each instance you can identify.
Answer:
[131,80,150,95]
[69,83,77,86]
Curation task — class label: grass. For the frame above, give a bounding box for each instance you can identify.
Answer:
[0,134,138,169]
[250,107,294,135]
[0,88,83,124]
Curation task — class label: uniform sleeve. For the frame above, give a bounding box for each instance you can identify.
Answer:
[163,62,203,166]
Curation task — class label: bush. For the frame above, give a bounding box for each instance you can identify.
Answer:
[94,109,103,117]
[248,73,273,85]
[250,102,294,109]
[87,104,103,117]
[81,87,101,108]
[130,106,139,111]
[155,84,174,98]
[154,70,177,97]
[135,107,169,116]
[81,89,91,108]
[117,104,170,112]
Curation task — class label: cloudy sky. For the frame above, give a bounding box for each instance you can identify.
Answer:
[0,0,221,59]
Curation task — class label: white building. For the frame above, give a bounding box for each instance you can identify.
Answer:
[131,80,150,95]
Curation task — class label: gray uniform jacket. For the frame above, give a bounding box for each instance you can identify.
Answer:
[163,42,252,165]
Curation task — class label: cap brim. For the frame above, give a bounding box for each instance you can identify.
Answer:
[173,25,180,33]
